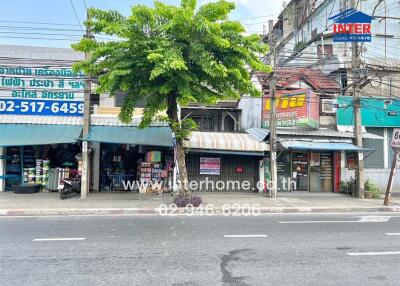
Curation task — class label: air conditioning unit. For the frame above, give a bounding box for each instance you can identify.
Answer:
[321,99,337,114]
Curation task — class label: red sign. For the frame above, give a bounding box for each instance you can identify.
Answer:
[262,88,319,128]
[333,23,371,34]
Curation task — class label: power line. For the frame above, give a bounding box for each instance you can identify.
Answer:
[0,25,83,32]
[82,0,88,11]
[69,0,84,35]
[0,20,81,27]
[233,13,279,22]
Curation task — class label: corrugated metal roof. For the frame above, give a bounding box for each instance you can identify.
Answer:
[184,131,269,152]
[0,124,82,146]
[0,115,82,125]
[86,126,172,146]
[246,127,383,140]
[279,140,372,151]
[91,115,168,127]
[276,128,383,140]
[0,115,168,127]
[0,44,84,61]
[362,58,400,71]
[246,127,269,142]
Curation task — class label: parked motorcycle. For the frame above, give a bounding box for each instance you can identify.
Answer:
[60,176,81,199]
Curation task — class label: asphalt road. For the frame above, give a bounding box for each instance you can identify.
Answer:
[1,213,400,286]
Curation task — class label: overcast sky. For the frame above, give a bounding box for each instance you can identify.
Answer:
[0,0,285,48]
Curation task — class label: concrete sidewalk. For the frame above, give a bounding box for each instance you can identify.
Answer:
[1,191,400,216]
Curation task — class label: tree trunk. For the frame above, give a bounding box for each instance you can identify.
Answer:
[167,92,189,195]
[176,138,190,194]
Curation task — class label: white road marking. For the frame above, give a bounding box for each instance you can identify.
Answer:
[357,216,391,222]
[33,238,86,241]
[279,216,392,224]
[385,233,400,236]
[279,220,356,224]
[224,234,268,238]
[346,251,400,256]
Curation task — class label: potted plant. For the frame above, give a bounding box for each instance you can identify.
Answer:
[364,180,381,199]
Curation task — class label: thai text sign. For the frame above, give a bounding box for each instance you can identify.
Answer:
[329,8,374,42]
[200,157,221,175]
[262,88,319,128]
[0,65,84,116]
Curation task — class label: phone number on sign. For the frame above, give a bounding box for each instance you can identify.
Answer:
[0,99,84,116]
[158,203,261,216]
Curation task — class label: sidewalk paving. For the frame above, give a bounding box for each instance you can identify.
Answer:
[1,191,400,216]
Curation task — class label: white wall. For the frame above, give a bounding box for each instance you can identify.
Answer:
[0,147,5,192]
[365,168,400,193]
[238,96,262,130]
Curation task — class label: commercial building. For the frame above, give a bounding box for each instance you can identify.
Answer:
[249,67,383,193]
[264,0,400,191]
[0,45,175,194]
[0,44,268,194]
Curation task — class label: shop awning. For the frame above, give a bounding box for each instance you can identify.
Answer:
[0,124,82,146]
[279,140,372,151]
[86,126,173,147]
[184,131,269,155]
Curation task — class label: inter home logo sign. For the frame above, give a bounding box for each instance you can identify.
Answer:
[329,8,374,42]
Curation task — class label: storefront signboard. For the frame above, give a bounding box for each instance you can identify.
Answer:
[0,66,84,117]
[337,96,400,127]
[262,88,319,128]
[200,157,220,175]
[0,98,83,116]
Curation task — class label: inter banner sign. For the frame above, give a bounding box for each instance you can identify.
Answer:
[329,8,374,42]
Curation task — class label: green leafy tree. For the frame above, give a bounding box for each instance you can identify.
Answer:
[72,0,271,194]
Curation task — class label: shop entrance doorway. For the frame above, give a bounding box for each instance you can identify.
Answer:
[309,152,333,192]
[292,152,309,191]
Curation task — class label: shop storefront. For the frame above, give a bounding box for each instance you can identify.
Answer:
[0,124,83,192]
[99,143,173,192]
[184,131,269,192]
[263,150,336,192]
[85,124,174,193]
[248,127,381,193]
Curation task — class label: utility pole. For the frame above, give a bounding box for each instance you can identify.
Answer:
[352,0,365,199]
[384,150,399,205]
[384,129,400,205]
[81,10,93,199]
[269,39,278,199]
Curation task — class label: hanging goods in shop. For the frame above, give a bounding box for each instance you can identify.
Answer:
[23,168,28,183]
[35,159,43,187]
[43,160,50,169]
[146,151,161,162]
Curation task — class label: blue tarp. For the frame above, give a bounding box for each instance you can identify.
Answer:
[0,124,82,146]
[86,126,173,147]
[280,140,372,151]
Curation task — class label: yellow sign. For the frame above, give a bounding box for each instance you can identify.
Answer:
[264,93,306,111]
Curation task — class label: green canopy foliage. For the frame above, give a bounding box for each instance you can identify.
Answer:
[72,0,271,130]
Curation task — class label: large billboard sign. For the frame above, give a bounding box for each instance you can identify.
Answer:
[262,88,319,129]
[329,8,374,42]
[0,65,84,117]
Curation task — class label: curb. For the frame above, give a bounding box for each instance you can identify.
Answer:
[1,206,400,216]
